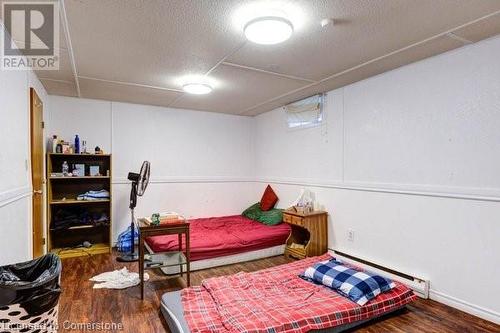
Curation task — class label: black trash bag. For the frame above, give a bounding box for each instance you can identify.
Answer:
[0,253,62,316]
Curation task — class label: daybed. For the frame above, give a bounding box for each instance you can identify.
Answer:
[145,215,291,271]
[161,254,416,333]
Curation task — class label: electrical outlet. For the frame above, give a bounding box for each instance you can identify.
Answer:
[347,229,355,242]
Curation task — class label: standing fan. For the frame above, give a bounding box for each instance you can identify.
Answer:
[117,161,151,262]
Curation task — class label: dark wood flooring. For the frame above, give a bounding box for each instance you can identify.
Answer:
[58,252,500,332]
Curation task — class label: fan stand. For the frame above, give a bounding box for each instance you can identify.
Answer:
[116,176,140,262]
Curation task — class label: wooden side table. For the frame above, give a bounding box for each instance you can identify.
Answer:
[138,217,190,300]
[283,210,328,259]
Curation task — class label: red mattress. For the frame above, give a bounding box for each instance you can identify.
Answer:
[145,215,291,261]
[182,254,417,333]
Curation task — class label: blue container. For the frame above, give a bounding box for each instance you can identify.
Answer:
[74,135,80,154]
[117,226,139,253]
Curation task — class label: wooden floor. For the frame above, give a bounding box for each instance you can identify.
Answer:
[58,252,500,332]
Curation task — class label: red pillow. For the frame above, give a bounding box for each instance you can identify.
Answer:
[260,185,278,211]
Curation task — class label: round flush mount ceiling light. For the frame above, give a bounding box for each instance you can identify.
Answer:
[182,82,213,95]
[244,16,294,45]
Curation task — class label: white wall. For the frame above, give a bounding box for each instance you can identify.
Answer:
[48,97,256,240]
[0,24,49,265]
[45,30,500,324]
[254,35,500,323]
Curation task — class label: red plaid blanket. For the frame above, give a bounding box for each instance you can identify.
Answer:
[181,255,416,333]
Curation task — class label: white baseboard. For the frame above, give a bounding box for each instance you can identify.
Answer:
[331,250,429,298]
[429,289,500,325]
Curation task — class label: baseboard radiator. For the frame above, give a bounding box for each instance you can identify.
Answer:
[331,250,430,299]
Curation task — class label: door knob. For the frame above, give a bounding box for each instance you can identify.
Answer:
[33,190,43,195]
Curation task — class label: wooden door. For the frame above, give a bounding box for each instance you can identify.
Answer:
[30,88,45,258]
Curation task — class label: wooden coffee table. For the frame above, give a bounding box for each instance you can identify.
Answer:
[137,217,190,300]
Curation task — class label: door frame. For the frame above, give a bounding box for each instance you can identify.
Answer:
[30,87,45,258]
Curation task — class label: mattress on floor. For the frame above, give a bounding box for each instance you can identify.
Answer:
[174,254,416,333]
[145,215,291,261]
[161,290,406,333]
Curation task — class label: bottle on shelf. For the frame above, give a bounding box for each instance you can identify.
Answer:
[52,135,58,153]
[74,135,80,154]
[82,140,87,154]
[62,161,69,176]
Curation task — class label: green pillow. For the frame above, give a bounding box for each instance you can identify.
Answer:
[242,203,283,226]
[242,202,261,220]
[257,208,283,226]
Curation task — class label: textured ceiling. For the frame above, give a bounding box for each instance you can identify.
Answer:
[29,0,500,115]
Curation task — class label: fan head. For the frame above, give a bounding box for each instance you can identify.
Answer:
[137,161,150,196]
